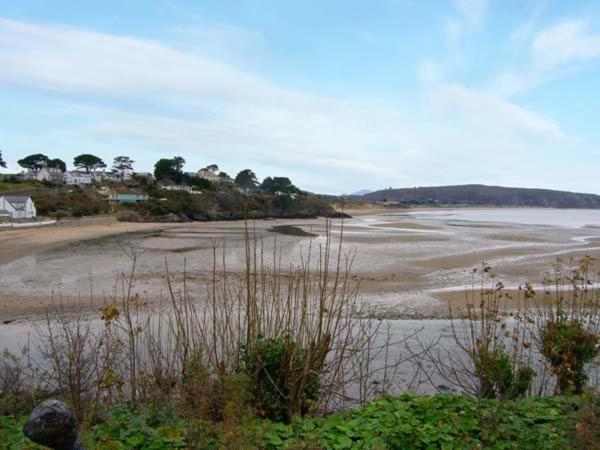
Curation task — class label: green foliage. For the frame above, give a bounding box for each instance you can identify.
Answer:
[0,180,38,192]
[568,394,600,449]
[33,189,110,218]
[234,169,258,192]
[47,158,67,172]
[257,394,582,449]
[74,154,106,172]
[240,335,322,422]
[129,188,333,221]
[0,416,46,449]
[541,320,599,394]
[475,348,534,399]
[17,154,49,171]
[260,177,300,195]
[85,406,187,449]
[0,149,6,168]
[112,156,134,179]
[181,173,214,190]
[153,157,184,182]
[2,395,588,449]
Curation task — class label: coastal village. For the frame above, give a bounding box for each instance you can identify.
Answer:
[0,151,319,225]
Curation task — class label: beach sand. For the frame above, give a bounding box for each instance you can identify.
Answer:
[2,208,600,320]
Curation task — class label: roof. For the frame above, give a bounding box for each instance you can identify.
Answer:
[2,195,31,204]
[110,188,146,196]
[158,178,175,186]
[40,166,63,173]
[1,196,32,210]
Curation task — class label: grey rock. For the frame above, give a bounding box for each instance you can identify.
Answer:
[23,399,84,450]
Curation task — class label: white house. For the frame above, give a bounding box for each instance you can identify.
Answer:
[0,196,37,220]
[65,170,93,186]
[157,178,193,192]
[197,169,221,183]
[90,171,122,182]
[36,167,65,183]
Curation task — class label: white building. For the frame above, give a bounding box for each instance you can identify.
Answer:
[90,171,122,182]
[36,167,65,183]
[65,170,93,186]
[158,178,193,192]
[0,196,37,220]
[197,169,221,183]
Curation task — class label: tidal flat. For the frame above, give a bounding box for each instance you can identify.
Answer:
[2,208,600,320]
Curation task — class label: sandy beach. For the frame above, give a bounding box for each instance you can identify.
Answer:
[2,208,600,320]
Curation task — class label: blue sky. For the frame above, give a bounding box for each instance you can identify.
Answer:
[1,1,600,194]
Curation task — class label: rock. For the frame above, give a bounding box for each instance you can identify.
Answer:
[23,399,84,450]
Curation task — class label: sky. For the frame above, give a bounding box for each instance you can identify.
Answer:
[1,1,600,195]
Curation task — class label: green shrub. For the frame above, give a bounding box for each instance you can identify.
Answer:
[475,348,534,399]
[568,394,600,450]
[541,320,598,394]
[3,395,588,449]
[239,335,322,423]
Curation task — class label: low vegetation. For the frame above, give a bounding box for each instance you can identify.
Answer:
[2,394,598,449]
[0,154,339,220]
[0,223,599,448]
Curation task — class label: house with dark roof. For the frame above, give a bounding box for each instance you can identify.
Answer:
[0,196,37,220]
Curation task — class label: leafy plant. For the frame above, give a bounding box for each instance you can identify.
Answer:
[540,320,598,394]
[240,335,322,422]
[475,348,534,399]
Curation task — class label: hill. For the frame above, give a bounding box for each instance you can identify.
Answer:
[363,184,600,209]
[349,189,373,196]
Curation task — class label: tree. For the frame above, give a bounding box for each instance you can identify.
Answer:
[74,154,106,172]
[172,156,186,173]
[113,156,134,180]
[0,150,6,168]
[47,158,67,172]
[205,164,219,173]
[154,158,176,180]
[18,154,49,172]
[260,177,300,194]
[154,157,186,182]
[235,169,258,193]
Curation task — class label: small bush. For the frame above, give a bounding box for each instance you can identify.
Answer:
[541,320,598,394]
[475,348,534,399]
[240,335,322,422]
[570,395,600,450]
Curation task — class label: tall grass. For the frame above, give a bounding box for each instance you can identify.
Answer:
[1,222,599,431]
[416,256,600,398]
[1,219,407,424]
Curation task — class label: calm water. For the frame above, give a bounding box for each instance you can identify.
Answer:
[398,208,600,228]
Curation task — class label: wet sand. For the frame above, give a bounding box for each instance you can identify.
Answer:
[2,208,600,320]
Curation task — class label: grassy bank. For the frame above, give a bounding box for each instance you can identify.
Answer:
[2,393,597,449]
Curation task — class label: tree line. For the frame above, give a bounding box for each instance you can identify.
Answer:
[0,150,302,195]
[153,156,301,194]
[10,153,135,178]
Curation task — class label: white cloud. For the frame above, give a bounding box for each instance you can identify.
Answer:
[532,19,600,71]
[442,0,488,48]
[455,0,489,26]
[492,18,600,95]
[423,82,567,142]
[0,17,579,193]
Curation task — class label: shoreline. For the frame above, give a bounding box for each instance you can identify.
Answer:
[3,208,600,321]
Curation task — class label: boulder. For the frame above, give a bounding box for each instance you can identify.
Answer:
[23,399,84,450]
